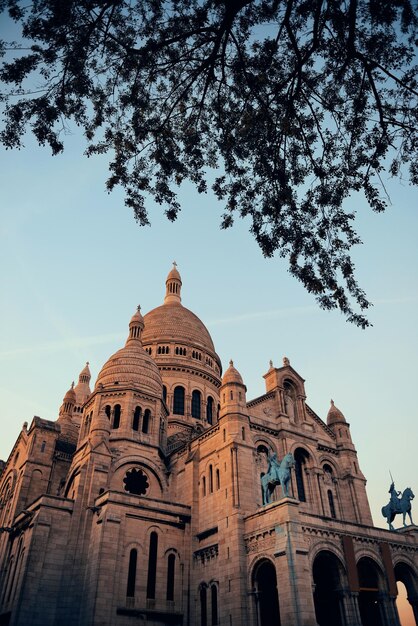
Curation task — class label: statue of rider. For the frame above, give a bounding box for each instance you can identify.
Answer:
[389,481,401,513]
[267,452,281,482]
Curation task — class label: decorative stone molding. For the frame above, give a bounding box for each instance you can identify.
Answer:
[193,543,218,564]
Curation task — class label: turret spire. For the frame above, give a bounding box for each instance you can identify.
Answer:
[164,262,182,304]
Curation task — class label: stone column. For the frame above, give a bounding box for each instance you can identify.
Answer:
[407,595,418,626]
[337,588,362,626]
[378,591,401,626]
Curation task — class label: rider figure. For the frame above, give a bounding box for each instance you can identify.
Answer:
[267,452,281,482]
[389,481,401,513]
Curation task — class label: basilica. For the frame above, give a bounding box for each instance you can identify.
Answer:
[0,265,417,626]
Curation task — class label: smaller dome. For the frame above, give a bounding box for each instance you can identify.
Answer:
[222,360,244,386]
[95,308,162,396]
[64,382,76,404]
[327,399,346,426]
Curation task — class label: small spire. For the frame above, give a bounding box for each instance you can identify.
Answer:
[269,359,274,369]
[127,305,145,343]
[164,263,182,304]
[283,356,290,367]
[229,359,234,367]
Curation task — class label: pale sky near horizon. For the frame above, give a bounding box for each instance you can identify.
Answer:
[0,12,417,547]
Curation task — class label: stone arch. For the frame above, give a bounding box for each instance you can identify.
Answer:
[64,466,82,498]
[291,445,314,502]
[112,462,162,498]
[312,549,347,626]
[112,456,166,492]
[394,561,418,626]
[357,556,387,626]
[251,557,281,626]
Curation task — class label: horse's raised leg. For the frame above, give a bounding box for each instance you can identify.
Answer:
[403,512,407,527]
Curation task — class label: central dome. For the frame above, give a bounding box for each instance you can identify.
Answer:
[141,264,220,366]
[142,304,216,353]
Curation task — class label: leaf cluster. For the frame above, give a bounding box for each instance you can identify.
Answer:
[1,0,418,326]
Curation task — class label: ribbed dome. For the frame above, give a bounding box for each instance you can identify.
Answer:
[327,399,346,426]
[142,304,215,353]
[95,308,163,396]
[95,344,162,395]
[222,360,244,386]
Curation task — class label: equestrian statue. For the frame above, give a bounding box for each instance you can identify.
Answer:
[261,452,295,505]
[381,480,415,531]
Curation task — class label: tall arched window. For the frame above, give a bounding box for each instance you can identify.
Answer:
[294,448,309,502]
[192,390,201,419]
[113,404,121,429]
[105,405,111,419]
[166,553,175,601]
[173,386,185,415]
[206,397,214,424]
[209,465,213,493]
[327,490,336,519]
[126,549,137,597]
[211,584,218,625]
[146,532,158,599]
[200,585,208,626]
[133,407,141,432]
[202,476,206,497]
[162,385,167,403]
[216,469,220,490]
[142,409,150,434]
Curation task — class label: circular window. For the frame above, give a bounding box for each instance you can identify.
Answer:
[123,468,149,495]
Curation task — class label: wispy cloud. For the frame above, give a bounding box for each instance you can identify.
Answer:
[0,332,125,359]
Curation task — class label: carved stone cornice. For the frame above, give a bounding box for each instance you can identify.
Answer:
[193,543,218,564]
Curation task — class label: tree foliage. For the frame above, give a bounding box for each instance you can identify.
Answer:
[1,0,418,327]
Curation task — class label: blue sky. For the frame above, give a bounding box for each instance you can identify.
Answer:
[1,124,417,530]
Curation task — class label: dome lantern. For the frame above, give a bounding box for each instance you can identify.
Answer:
[164,261,182,304]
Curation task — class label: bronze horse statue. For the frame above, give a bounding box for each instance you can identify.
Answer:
[261,453,295,505]
[381,487,414,530]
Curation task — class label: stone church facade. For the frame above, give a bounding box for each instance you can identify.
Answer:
[0,265,417,626]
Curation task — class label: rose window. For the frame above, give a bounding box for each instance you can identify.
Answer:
[123,468,149,495]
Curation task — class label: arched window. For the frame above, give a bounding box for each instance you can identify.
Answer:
[216,469,220,490]
[162,385,167,403]
[200,585,208,626]
[166,553,175,601]
[202,476,206,497]
[105,405,111,419]
[173,386,185,415]
[209,465,213,493]
[327,490,336,519]
[126,549,137,597]
[146,532,158,599]
[294,448,309,502]
[206,397,213,424]
[211,584,218,625]
[40,441,46,452]
[142,409,150,434]
[113,405,121,429]
[192,390,201,419]
[133,406,141,431]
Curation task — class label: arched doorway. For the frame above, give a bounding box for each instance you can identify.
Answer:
[395,562,418,626]
[253,559,281,626]
[313,550,345,626]
[357,557,384,626]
